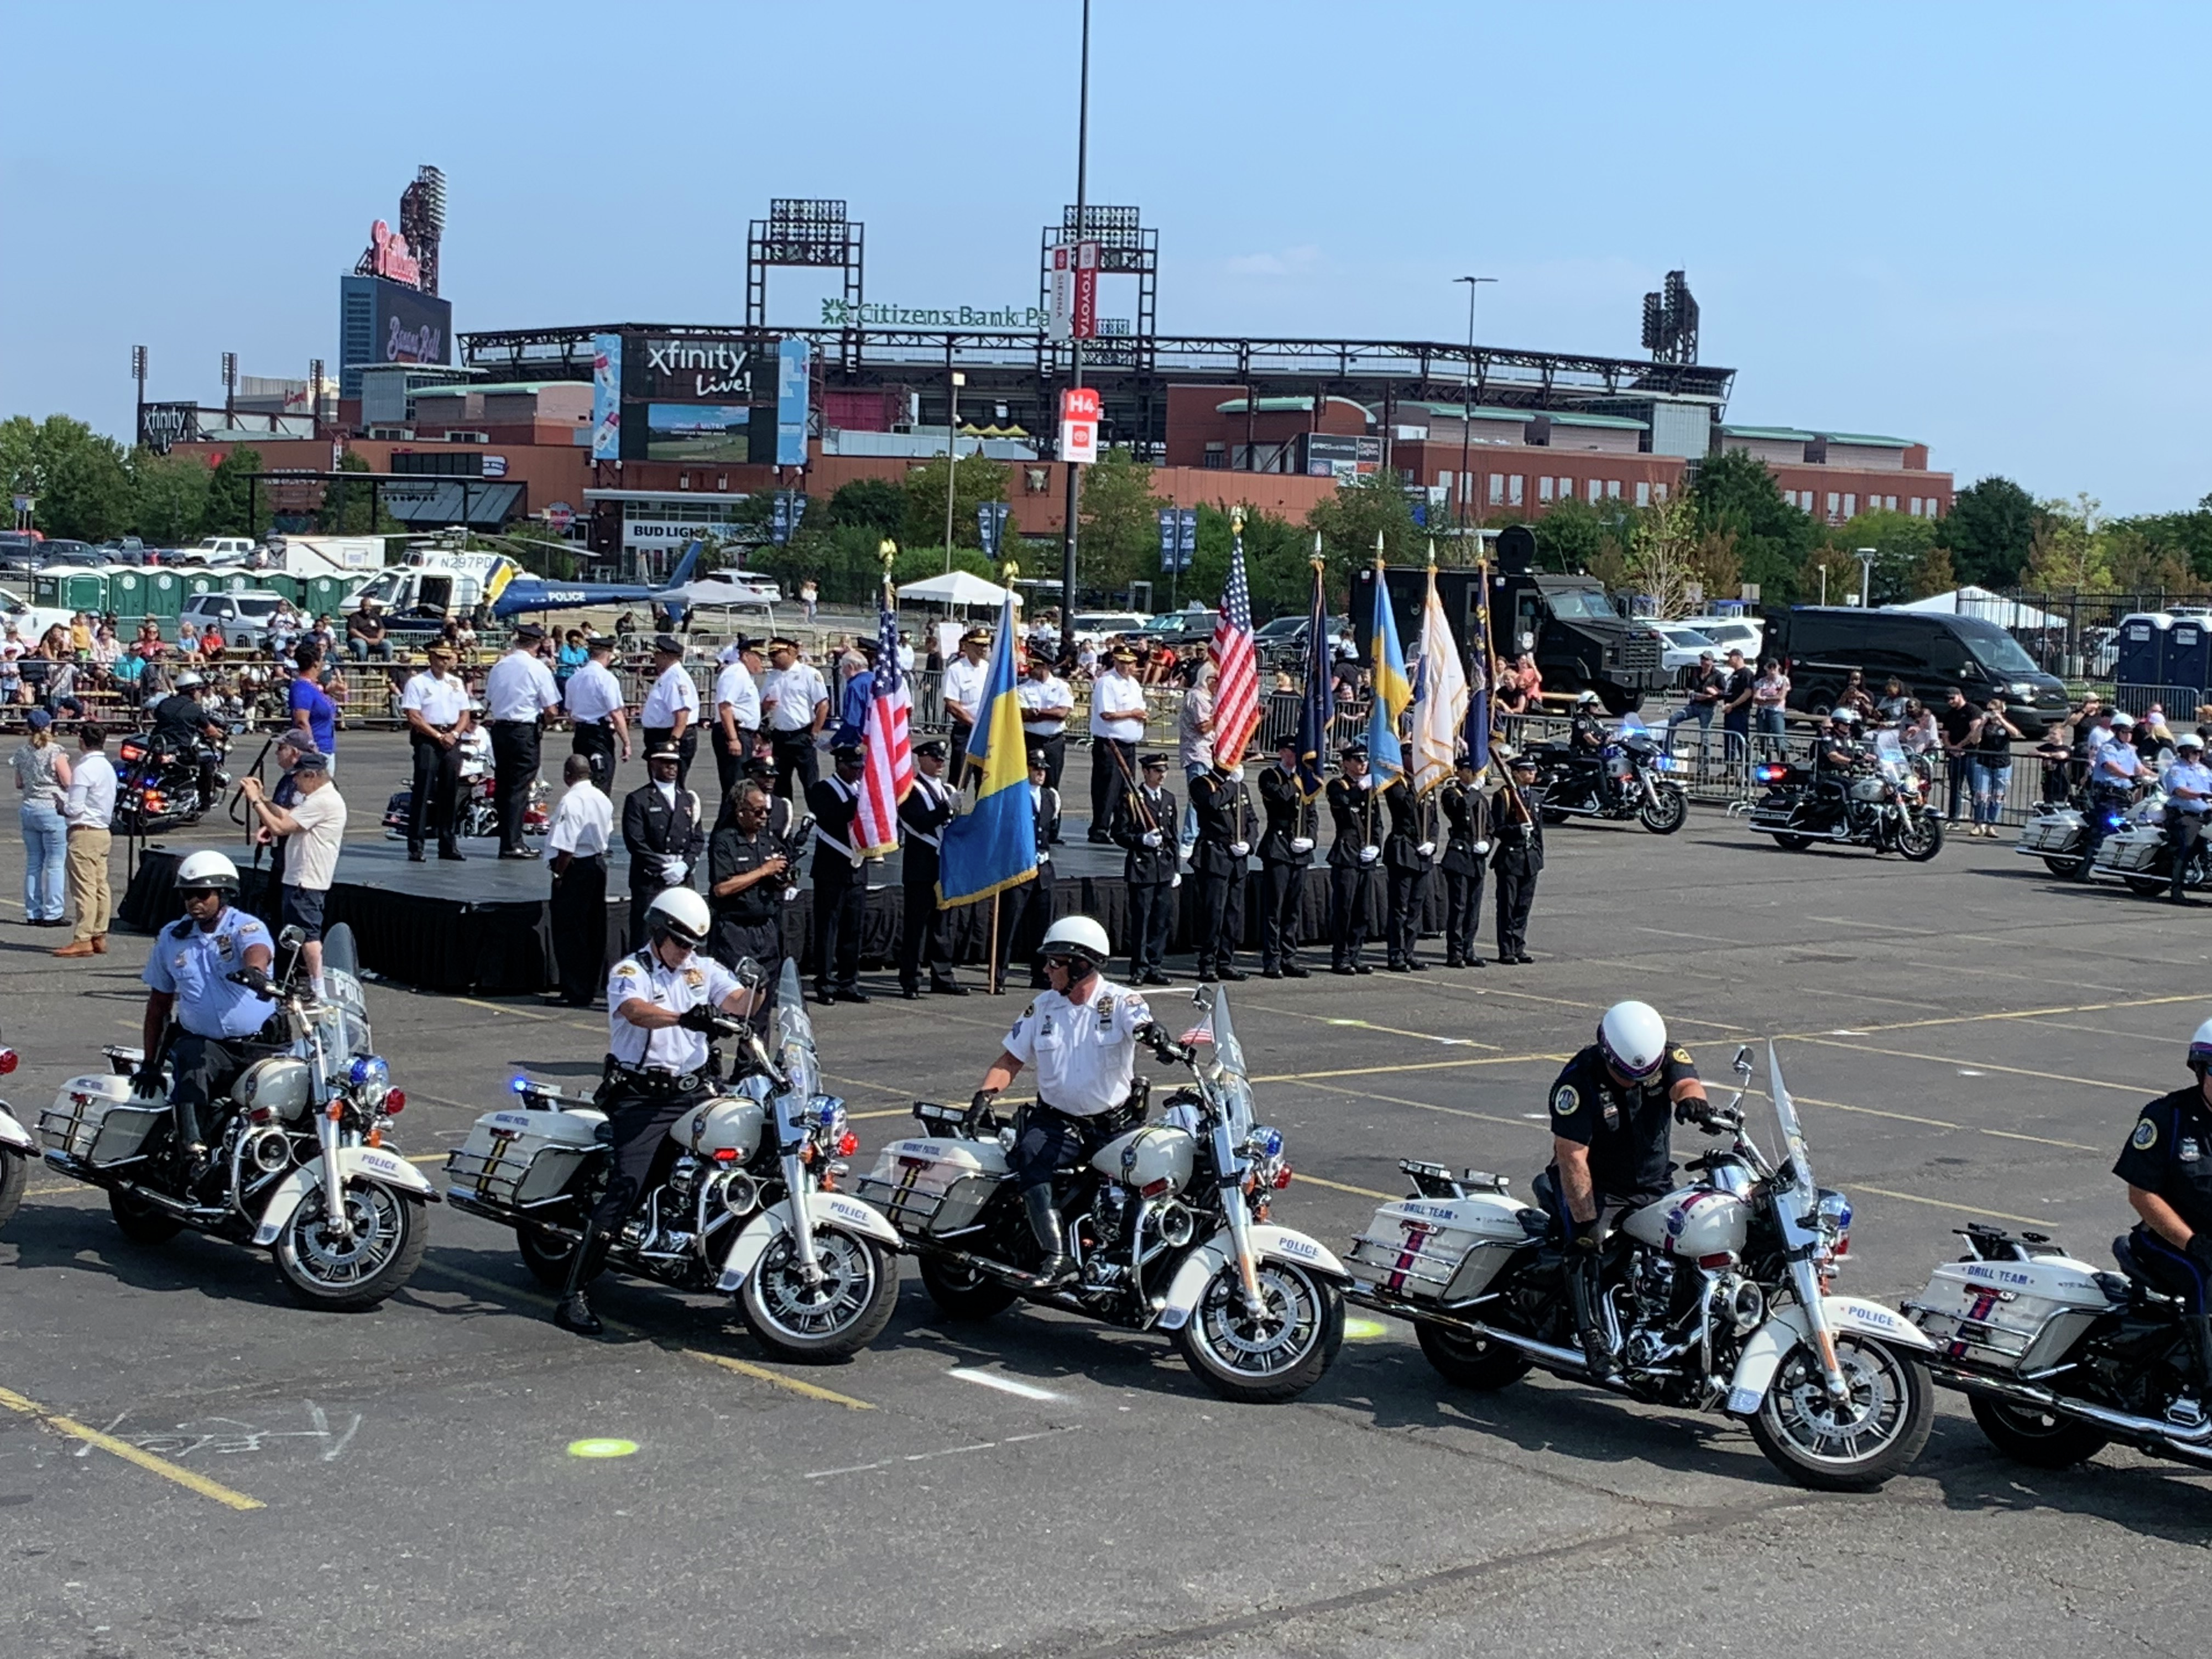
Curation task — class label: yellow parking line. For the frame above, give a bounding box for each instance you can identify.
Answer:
[1242,1004,1503,1051]
[1781,1035,2157,1095]
[451,997,553,1022]
[1254,1052,1571,1085]
[1782,1093,2101,1154]
[1289,1171,1395,1201]
[414,1261,874,1411]
[0,1384,265,1511]
[1851,1186,2056,1229]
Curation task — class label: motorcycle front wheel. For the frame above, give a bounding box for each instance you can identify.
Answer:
[1639,786,1688,836]
[273,1182,428,1311]
[1968,1394,2110,1468]
[1897,815,1943,862]
[0,1150,28,1232]
[738,1227,900,1363]
[1747,1333,1933,1491]
[1176,1259,1345,1404]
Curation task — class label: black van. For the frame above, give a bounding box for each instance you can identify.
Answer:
[1773,607,2072,738]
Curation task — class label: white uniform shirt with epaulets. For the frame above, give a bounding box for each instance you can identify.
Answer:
[941,654,989,722]
[399,670,467,727]
[1089,669,1147,741]
[1001,977,1153,1117]
[564,659,625,724]
[484,650,561,722]
[713,659,761,731]
[641,661,701,727]
[1016,672,1073,737]
[605,947,744,1073]
[761,663,829,731]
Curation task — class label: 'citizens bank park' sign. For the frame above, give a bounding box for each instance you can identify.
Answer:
[820,298,1048,330]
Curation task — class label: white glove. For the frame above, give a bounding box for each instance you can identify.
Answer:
[1169,873,1182,888]
[660,857,687,884]
[1229,841,1250,858]
[1472,839,1491,855]
[1290,836,1314,854]
[1359,844,1380,864]
[1142,830,1162,848]
[1416,840,1436,858]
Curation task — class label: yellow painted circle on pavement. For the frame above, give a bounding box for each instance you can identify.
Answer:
[567,1438,639,1459]
[1344,1317,1389,1340]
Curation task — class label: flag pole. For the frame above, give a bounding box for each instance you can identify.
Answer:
[988,895,1001,994]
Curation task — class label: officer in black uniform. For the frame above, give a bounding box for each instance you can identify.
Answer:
[1112,753,1178,986]
[1493,752,1545,965]
[993,756,1060,993]
[706,779,789,1022]
[1326,743,1384,975]
[149,673,228,812]
[1256,735,1316,979]
[1187,757,1255,983]
[2111,1019,2212,1398]
[619,743,703,951]
[897,739,966,999]
[1439,754,1490,968]
[1383,774,1437,972]
[1540,1001,1710,1379]
[1564,690,1609,808]
[1811,708,1863,827]
[806,742,872,1005]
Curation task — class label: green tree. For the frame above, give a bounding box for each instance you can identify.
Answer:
[2020,493,2115,593]
[1077,447,1165,598]
[201,445,267,537]
[900,455,1008,557]
[1181,504,1312,617]
[2103,495,2212,588]
[128,450,213,545]
[316,451,400,536]
[1305,468,1422,595]
[0,415,135,541]
[1819,507,1941,605]
[1688,448,1816,604]
[1938,476,2037,588]
[825,477,907,539]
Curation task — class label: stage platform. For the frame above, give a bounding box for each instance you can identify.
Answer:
[118,837,1437,995]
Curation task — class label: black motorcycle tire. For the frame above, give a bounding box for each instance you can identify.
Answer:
[1968,1394,2110,1468]
[108,1187,182,1245]
[2041,855,2080,877]
[1747,1335,1934,1492]
[917,1254,1019,1321]
[1540,806,1570,826]
[2122,874,2166,896]
[738,1227,900,1364]
[516,1224,604,1290]
[1639,786,1688,836]
[1415,1319,1533,1390]
[1898,816,1943,862]
[273,1184,428,1311]
[1176,1259,1345,1404]
[1772,833,1814,852]
[0,1149,27,1232]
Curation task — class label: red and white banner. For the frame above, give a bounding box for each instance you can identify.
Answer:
[1059,387,1100,466]
[1047,239,1100,342]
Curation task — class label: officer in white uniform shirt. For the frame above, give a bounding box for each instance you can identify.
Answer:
[759,637,830,802]
[1015,653,1074,796]
[546,755,615,1006]
[399,644,471,861]
[967,914,1185,1285]
[552,888,759,1335]
[1087,645,1147,841]
[2160,732,2212,905]
[639,632,702,792]
[940,627,993,786]
[2078,711,2146,878]
[563,636,630,792]
[711,641,763,803]
[483,622,562,859]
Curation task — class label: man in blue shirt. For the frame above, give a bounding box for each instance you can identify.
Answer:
[137,850,278,1182]
[2161,732,2211,906]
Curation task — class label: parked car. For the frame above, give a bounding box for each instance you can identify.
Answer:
[1,585,75,645]
[182,536,257,567]
[1255,612,1355,667]
[1646,623,1719,674]
[1771,606,2070,738]
[36,540,100,566]
[0,532,40,574]
[1677,614,1766,662]
[179,589,289,651]
[1068,611,1150,644]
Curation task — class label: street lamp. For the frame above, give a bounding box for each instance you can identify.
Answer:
[1453,275,1496,547]
[945,370,967,572]
[1856,545,1877,608]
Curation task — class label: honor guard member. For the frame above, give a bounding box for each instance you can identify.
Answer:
[2112,1020,2212,1399]
[759,638,830,801]
[134,851,278,1185]
[563,636,630,791]
[545,755,614,1008]
[639,633,702,792]
[940,627,993,784]
[1256,735,1317,978]
[1383,767,1438,972]
[2159,733,2211,904]
[993,756,1061,993]
[1016,653,1075,798]
[619,742,703,951]
[710,641,762,800]
[484,622,561,858]
[1439,754,1493,967]
[1187,755,1256,982]
[399,645,469,862]
[1112,752,1179,985]
[896,738,967,999]
[1326,742,1383,975]
[706,779,789,1023]
[1493,751,1546,965]
[1541,1001,1710,1380]
[968,915,1181,1287]
[1088,645,1149,840]
[806,740,872,1005]
[554,888,760,1335]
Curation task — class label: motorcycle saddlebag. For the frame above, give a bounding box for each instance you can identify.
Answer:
[38,1073,167,1167]
[445,1106,607,1209]
[2092,823,2162,874]
[1905,1254,2119,1373]
[855,1134,1010,1238]
[2013,808,2081,857]
[1346,1190,1534,1303]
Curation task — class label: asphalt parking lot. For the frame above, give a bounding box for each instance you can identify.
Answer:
[3,731,2209,1658]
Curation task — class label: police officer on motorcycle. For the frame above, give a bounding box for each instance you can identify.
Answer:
[555,888,762,1335]
[134,851,278,1187]
[1565,690,1609,806]
[1811,707,1863,826]
[1541,1001,1710,1381]
[967,915,1183,1288]
[149,671,228,812]
[2111,1019,2212,1405]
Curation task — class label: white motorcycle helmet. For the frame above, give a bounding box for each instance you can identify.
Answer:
[644,887,711,949]
[174,849,241,895]
[2190,1017,2212,1076]
[1040,914,1112,971]
[1597,1000,1669,1083]
[174,670,203,690]
[1575,690,1601,708]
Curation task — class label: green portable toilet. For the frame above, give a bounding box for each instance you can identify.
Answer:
[305,573,357,614]
[262,573,305,606]
[144,568,185,628]
[184,572,221,600]
[34,569,108,615]
[107,567,150,621]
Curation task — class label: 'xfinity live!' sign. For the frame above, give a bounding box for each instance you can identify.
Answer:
[820,298,1048,330]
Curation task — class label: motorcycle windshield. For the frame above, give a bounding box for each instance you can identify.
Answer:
[772,959,820,1104]
[1766,1041,1819,1214]
[1615,712,1650,739]
[1874,728,1908,780]
[1202,988,1256,1143]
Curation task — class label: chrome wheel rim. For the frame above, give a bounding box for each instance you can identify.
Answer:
[281,1184,405,1288]
[754,1230,879,1338]
[1196,1262,1324,1377]
[1764,1335,1912,1465]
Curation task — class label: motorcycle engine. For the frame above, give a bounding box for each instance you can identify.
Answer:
[666,1154,701,1204]
[1091,1181,1129,1250]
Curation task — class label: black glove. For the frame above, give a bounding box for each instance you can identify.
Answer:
[226,966,274,999]
[677,1004,726,1035]
[1139,1023,1190,1066]
[1673,1099,1710,1129]
[967,1089,999,1126]
[2189,1233,2212,1274]
[130,1063,164,1098]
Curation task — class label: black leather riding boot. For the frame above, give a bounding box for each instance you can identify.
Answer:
[554,1228,611,1335]
[1564,1248,1619,1381]
[1022,1186,1074,1287]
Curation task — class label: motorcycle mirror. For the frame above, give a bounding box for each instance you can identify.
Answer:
[278,924,307,951]
[1733,1044,1752,1074]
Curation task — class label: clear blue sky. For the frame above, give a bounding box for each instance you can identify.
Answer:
[3,1,2206,514]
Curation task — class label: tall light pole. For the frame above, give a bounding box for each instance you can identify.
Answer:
[1057,0,1091,636]
[944,369,966,572]
[1453,275,1496,549]
[1856,545,1877,608]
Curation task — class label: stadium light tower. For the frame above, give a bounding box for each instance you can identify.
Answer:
[1454,275,1496,544]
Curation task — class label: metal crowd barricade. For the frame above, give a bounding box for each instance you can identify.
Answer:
[2110,683,2204,722]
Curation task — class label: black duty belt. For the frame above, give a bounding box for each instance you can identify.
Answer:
[610,1063,706,1093]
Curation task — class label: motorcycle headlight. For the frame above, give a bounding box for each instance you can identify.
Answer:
[347,1053,390,1109]
[812,1095,847,1136]
[1248,1125,1284,1160]
[1814,1189,1853,1256]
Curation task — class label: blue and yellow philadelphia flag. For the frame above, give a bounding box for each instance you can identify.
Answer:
[1364,545,1413,789]
[937,592,1039,906]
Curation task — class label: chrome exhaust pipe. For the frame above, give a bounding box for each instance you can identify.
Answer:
[1463,1319,1606,1375]
[1946,1370,2212,1446]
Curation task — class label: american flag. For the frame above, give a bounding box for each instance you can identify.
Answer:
[1209,533,1261,765]
[854,586,913,856]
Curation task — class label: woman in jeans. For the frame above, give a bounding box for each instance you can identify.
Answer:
[11,708,72,925]
[1965,698,2025,837]
[1751,659,1791,756]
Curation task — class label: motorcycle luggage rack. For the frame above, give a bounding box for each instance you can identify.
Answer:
[852,1170,948,1234]
[1344,1234,1460,1289]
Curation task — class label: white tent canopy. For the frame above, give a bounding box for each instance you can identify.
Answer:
[895,570,1019,609]
[1887,585,2065,630]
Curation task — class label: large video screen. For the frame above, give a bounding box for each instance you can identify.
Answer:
[645,402,750,462]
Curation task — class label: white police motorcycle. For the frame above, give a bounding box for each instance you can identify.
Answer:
[0,1026,29,1235]
[35,924,437,1309]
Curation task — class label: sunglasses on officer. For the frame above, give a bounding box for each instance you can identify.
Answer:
[179,886,225,907]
